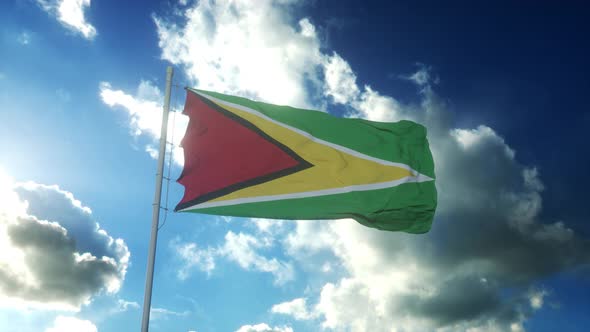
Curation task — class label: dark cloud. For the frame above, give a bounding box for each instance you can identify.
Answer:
[424,121,590,283]
[14,184,118,259]
[0,182,129,310]
[402,276,511,326]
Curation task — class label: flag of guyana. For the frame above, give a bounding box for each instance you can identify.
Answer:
[175,88,437,233]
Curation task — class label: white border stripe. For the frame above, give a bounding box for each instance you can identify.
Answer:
[179,173,433,211]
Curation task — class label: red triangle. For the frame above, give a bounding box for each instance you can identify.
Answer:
[176,91,308,209]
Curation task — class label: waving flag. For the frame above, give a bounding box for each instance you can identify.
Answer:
[175,88,437,233]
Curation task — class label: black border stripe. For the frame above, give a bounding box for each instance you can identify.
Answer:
[175,90,313,212]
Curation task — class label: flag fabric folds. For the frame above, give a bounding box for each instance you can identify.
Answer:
[175,88,437,233]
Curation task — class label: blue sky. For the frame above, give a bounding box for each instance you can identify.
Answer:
[0,0,589,331]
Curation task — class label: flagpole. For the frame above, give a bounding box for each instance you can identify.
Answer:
[141,66,174,332]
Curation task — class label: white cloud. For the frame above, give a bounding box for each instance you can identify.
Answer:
[317,277,398,331]
[37,0,97,39]
[150,307,190,320]
[323,52,360,105]
[0,168,129,311]
[17,31,32,45]
[220,231,294,285]
[45,316,97,332]
[528,289,547,310]
[170,238,216,279]
[249,218,288,235]
[99,81,188,165]
[172,230,294,285]
[154,0,324,108]
[235,323,293,332]
[271,297,316,320]
[99,81,164,138]
[115,299,140,312]
[401,64,439,87]
[451,126,515,159]
[218,216,233,223]
[353,86,406,122]
[284,220,337,257]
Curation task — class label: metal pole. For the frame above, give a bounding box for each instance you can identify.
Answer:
[141,66,174,332]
